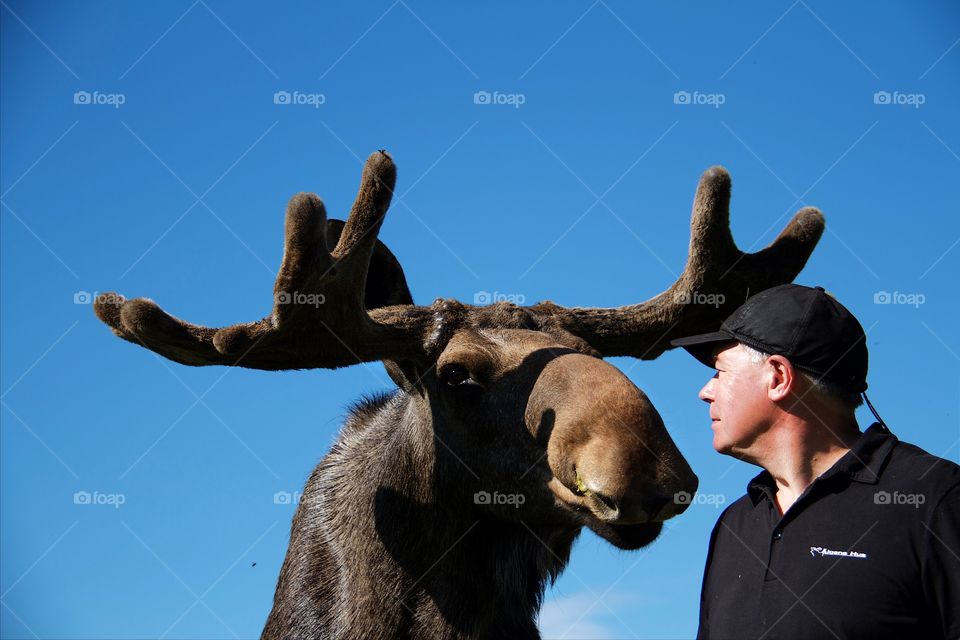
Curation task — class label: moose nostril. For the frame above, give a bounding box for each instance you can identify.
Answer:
[581,490,621,521]
[594,492,619,514]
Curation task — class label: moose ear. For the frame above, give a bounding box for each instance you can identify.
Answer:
[324,220,423,393]
[324,219,413,309]
[383,360,425,394]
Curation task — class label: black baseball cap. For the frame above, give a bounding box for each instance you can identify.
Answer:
[670,284,868,394]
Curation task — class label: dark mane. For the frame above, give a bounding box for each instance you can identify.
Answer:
[91,152,824,640]
[341,389,399,435]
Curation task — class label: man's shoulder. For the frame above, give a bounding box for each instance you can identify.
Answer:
[714,492,757,527]
[884,436,960,492]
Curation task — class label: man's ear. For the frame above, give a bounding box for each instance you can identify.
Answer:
[765,354,796,402]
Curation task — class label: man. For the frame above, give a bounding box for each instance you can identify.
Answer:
[671,284,959,640]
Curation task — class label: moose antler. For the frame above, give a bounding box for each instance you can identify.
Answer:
[95,157,824,370]
[94,151,434,370]
[530,166,825,359]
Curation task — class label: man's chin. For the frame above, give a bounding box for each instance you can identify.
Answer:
[712,434,734,455]
[586,520,663,550]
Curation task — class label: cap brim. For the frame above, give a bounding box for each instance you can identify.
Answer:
[670,331,737,368]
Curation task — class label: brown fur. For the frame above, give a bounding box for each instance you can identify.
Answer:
[93,153,825,639]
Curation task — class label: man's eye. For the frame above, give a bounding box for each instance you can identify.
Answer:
[441,364,477,387]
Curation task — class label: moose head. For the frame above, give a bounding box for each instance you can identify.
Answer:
[94,151,823,638]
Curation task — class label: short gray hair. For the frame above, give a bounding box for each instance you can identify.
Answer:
[740,344,863,410]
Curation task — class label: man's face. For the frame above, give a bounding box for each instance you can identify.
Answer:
[697,343,772,457]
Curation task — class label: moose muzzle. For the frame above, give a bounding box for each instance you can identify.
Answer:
[529,352,699,525]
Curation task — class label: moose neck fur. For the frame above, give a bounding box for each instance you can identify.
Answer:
[262,391,580,640]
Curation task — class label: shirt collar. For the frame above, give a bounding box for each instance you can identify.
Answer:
[747,423,898,505]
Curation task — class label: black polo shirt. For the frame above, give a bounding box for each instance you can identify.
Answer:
[698,423,960,640]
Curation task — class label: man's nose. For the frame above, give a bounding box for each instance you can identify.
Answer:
[698,377,716,402]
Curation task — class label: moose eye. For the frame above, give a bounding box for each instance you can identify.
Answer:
[440,364,478,387]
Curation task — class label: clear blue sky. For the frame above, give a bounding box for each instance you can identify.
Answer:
[2,2,958,638]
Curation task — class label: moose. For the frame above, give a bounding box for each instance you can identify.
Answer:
[94,151,824,639]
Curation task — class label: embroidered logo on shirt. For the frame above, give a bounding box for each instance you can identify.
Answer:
[810,546,867,559]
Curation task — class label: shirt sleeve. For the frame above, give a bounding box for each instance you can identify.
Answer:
[921,481,960,640]
[697,514,725,640]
